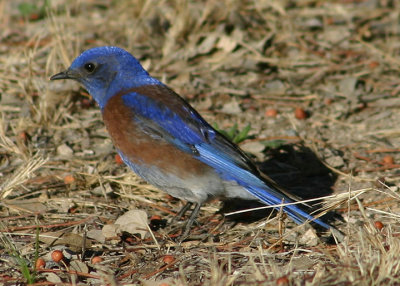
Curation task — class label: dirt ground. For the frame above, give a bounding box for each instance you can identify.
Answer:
[1,0,400,285]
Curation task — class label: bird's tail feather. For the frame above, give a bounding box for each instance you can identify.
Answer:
[246,185,332,230]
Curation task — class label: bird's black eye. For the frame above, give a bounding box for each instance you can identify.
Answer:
[84,62,96,73]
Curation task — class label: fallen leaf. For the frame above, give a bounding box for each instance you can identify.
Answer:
[70,260,89,273]
[114,209,149,239]
[40,232,92,252]
[4,199,47,213]
[44,272,62,284]
[102,224,119,239]
[87,229,106,244]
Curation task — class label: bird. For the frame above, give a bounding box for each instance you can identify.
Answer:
[51,46,341,239]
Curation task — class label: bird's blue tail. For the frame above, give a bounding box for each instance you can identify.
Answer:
[196,143,333,230]
[246,185,332,230]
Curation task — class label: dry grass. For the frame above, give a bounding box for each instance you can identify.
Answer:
[1,0,400,285]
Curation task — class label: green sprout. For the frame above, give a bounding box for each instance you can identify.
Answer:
[213,123,253,144]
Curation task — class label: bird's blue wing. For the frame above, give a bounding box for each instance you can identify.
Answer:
[121,84,331,229]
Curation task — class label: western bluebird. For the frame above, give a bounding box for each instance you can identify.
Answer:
[51,46,340,238]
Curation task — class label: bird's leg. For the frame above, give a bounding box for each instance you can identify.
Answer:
[171,202,193,223]
[181,203,201,238]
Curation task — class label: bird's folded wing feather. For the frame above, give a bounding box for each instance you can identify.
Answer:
[120,84,300,203]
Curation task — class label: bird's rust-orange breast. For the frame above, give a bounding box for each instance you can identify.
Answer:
[102,90,209,177]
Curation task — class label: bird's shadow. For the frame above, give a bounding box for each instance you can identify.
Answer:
[221,143,340,223]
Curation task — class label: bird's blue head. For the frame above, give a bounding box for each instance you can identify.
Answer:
[51,46,156,109]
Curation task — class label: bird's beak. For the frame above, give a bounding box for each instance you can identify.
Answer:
[50,69,79,81]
